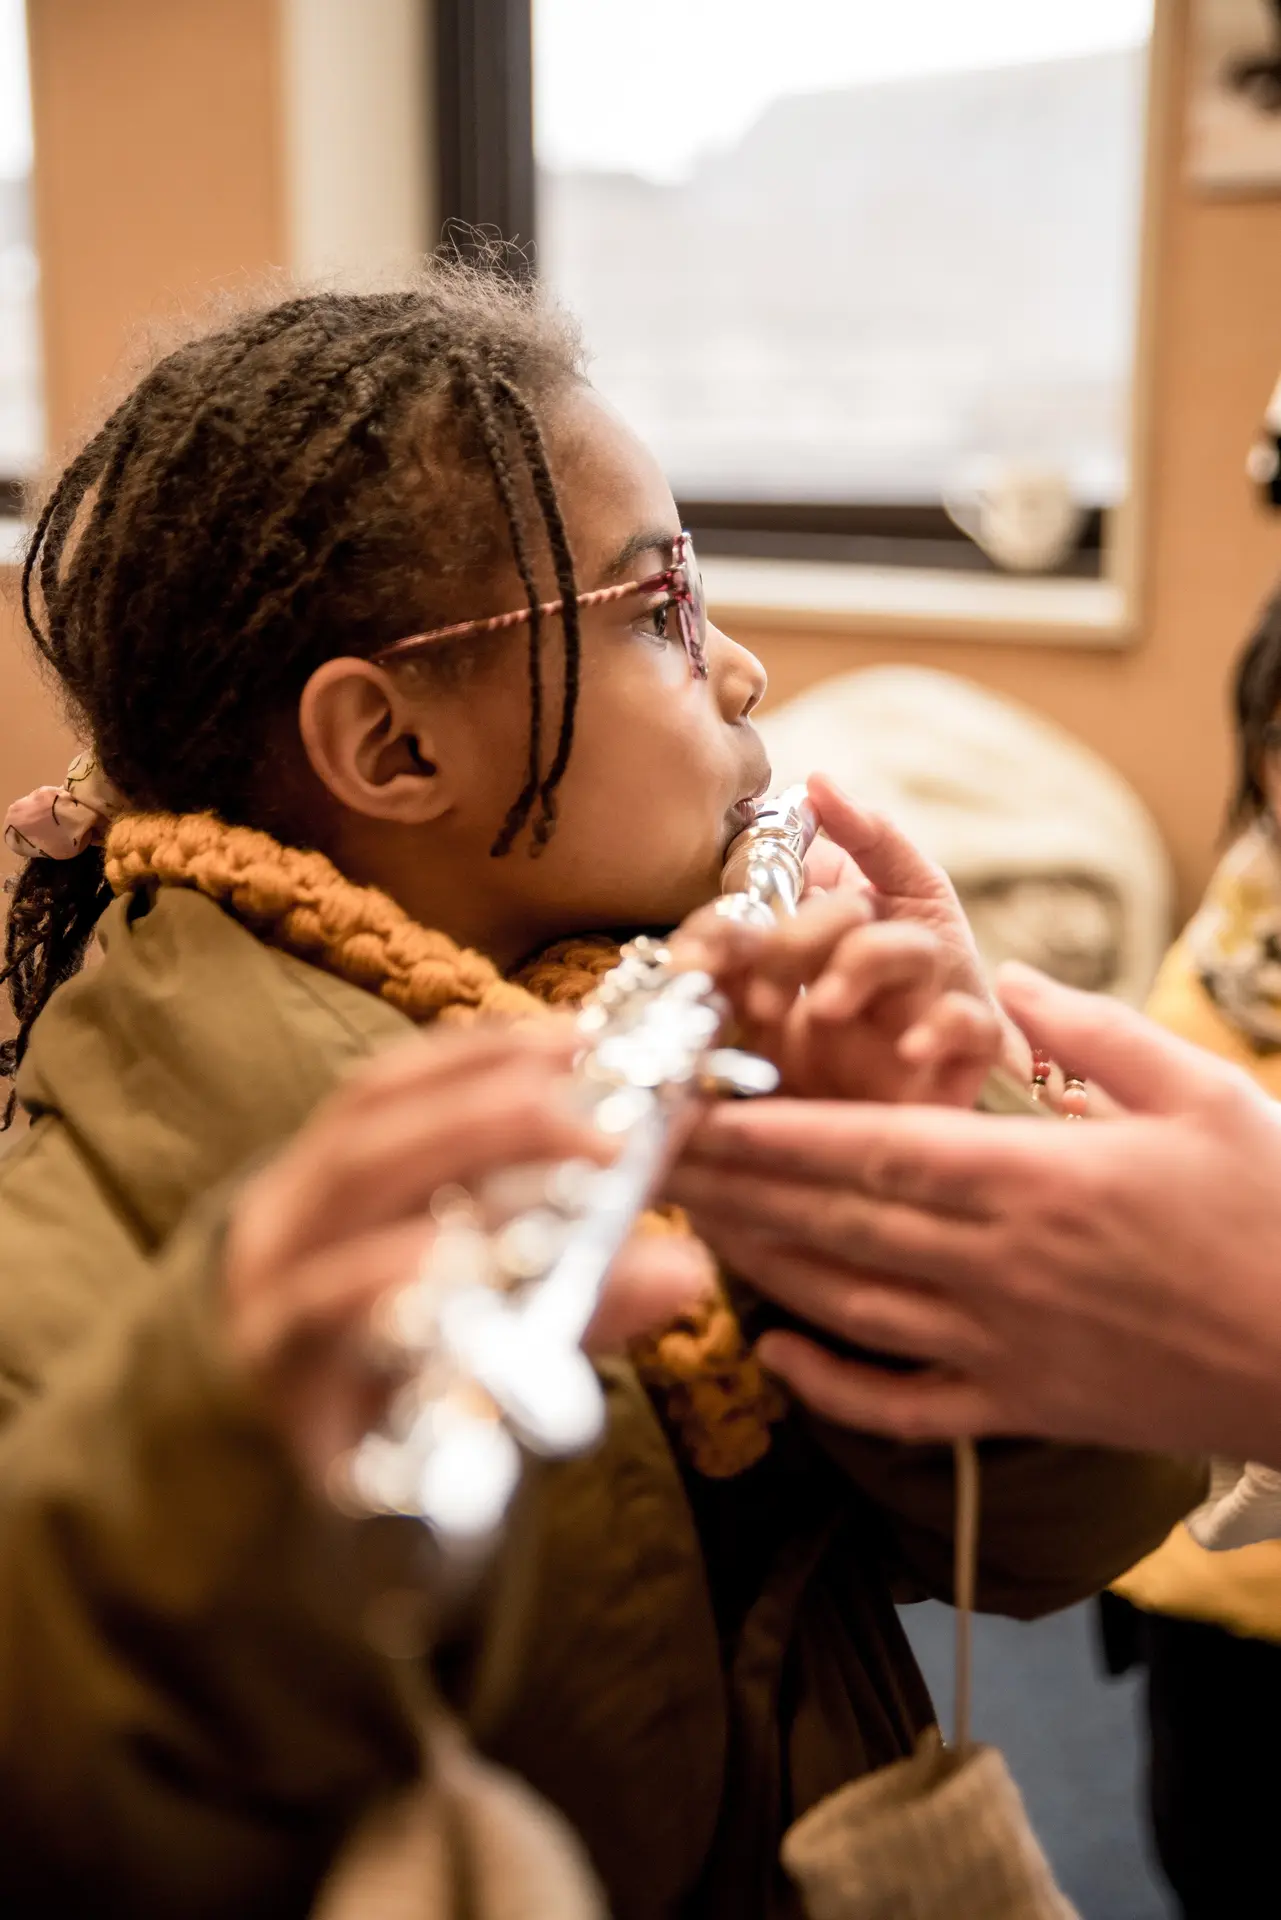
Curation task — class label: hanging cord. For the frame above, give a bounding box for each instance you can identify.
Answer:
[951,1437,980,1756]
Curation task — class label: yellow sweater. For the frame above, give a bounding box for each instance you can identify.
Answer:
[1113,934,1281,1642]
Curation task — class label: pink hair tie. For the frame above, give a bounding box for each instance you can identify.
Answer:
[3,751,123,862]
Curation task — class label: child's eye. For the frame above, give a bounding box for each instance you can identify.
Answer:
[633,595,677,645]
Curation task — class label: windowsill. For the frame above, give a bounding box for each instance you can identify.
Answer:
[702,555,1133,649]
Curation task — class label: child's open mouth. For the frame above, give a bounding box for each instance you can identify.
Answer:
[726,777,773,844]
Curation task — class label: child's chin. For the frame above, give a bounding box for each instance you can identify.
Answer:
[612,869,722,939]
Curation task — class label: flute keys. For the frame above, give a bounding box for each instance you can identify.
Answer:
[494,1344,605,1457]
[437,1285,606,1457]
[544,1157,602,1213]
[593,1085,656,1134]
[493,1209,569,1282]
[340,1429,429,1519]
[701,1048,781,1099]
[416,1417,523,1544]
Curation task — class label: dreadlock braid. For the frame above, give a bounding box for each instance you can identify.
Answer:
[3,264,589,1120]
[450,346,548,856]
[0,853,113,1126]
[494,373,584,846]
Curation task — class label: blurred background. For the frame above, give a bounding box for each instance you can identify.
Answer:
[5,0,1281,936]
[4,3,1281,1912]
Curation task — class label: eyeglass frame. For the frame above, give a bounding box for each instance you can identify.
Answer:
[372,530,709,679]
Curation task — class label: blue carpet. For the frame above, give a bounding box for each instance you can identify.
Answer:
[899,1601,1173,1919]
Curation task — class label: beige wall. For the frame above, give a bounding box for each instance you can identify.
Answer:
[27,0,286,450]
[4,0,1280,916]
[2,0,286,874]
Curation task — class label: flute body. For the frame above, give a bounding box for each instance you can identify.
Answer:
[347,787,817,1544]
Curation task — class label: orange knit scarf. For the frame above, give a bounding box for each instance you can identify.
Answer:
[105,809,785,1477]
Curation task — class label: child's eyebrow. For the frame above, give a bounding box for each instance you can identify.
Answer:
[597,529,678,584]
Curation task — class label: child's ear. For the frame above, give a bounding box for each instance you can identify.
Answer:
[297,658,449,824]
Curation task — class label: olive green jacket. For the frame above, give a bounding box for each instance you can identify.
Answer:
[0,888,1204,1919]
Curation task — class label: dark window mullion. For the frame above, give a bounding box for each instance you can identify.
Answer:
[435,0,536,254]
[680,502,1105,578]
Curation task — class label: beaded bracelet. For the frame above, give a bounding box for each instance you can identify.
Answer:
[1031,1050,1088,1119]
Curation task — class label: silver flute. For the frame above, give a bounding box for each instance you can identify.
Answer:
[345,786,817,1546]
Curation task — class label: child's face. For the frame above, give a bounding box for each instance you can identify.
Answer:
[385,386,772,959]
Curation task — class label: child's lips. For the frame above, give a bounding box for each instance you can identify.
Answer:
[740,771,773,814]
[726,778,773,840]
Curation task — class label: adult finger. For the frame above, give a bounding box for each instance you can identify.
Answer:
[712,1240,995,1366]
[682,1099,1017,1216]
[758,1331,1001,1442]
[740,891,879,1023]
[667,900,766,977]
[679,1173,994,1301]
[995,962,1243,1117]
[900,990,997,1064]
[805,919,941,1023]
[673,890,873,1025]
[801,833,869,900]
[681,1184,993,1294]
[806,772,955,907]
[900,992,1002,1107]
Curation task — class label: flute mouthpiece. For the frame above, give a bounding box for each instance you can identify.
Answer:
[746,784,817,848]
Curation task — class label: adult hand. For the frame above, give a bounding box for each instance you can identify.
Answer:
[670,964,1281,1466]
[672,888,999,1107]
[224,1024,711,1488]
[803,772,1031,1081]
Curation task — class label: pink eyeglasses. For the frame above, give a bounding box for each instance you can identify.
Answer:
[373,531,708,678]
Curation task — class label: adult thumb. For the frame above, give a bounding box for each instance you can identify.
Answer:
[806,771,953,904]
[995,961,1225,1115]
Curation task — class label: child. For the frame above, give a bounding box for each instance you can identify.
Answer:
[0,268,1200,1920]
[1107,582,1281,1920]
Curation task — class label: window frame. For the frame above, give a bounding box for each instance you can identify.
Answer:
[432,0,1168,589]
[434,0,536,261]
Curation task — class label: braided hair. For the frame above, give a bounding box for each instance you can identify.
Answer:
[2,267,587,1121]
[1230,580,1281,832]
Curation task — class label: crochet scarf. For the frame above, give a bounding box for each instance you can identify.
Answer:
[1186,820,1281,1052]
[105,810,785,1478]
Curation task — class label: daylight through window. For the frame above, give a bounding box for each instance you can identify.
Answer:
[535,0,1154,525]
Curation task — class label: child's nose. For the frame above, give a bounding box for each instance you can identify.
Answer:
[710,623,767,721]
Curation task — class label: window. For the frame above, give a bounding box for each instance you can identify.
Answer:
[436,0,1156,580]
[0,0,40,512]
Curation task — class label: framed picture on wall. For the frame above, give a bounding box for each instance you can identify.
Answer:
[1188,0,1281,190]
